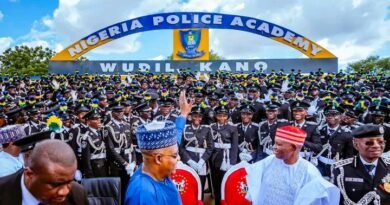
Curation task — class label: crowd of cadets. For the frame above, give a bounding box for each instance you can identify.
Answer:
[0,69,389,202]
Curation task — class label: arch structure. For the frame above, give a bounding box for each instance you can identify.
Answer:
[51,12,336,61]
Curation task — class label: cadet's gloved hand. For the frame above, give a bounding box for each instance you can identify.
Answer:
[187,160,198,172]
[239,152,253,162]
[125,162,136,176]
[74,170,82,181]
[197,159,205,168]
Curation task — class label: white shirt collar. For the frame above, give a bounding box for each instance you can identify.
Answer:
[89,127,98,136]
[359,155,378,166]
[112,119,123,127]
[295,120,305,128]
[21,174,41,205]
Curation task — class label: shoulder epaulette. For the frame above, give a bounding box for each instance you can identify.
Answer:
[341,127,352,133]
[306,121,318,125]
[258,121,267,127]
[383,123,390,127]
[277,119,288,123]
[251,122,259,127]
[171,113,178,117]
[234,123,240,127]
[228,122,236,126]
[200,124,210,128]
[71,124,80,129]
[381,157,390,165]
[210,123,216,127]
[334,157,354,168]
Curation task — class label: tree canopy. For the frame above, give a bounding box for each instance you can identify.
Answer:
[347,56,390,74]
[0,45,55,76]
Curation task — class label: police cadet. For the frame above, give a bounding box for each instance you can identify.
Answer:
[236,102,259,163]
[210,104,238,205]
[257,102,288,161]
[341,109,364,131]
[179,105,214,193]
[315,105,354,178]
[290,101,322,161]
[49,113,73,144]
[104,102,136,196]
[130,102,153,165]
[23,106,46,135]
[69,104,89,173]
[368,105,390,153]
[154,97,177,122]
[80,109,108,178]
[333,124,390,204]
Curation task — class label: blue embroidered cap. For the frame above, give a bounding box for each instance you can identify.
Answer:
[0,125,26,144]
[136,120,177,150]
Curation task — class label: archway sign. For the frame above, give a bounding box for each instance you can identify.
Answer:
[49,12,337,74]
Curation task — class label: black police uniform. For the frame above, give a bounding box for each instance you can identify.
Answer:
[237,122,259,162]
[69,123,88,172]
[179,123,214,192]
[332,124,390,204]
[257,119,289,160]
[209,105,239,205]
[80,111,108,178]
[81,126,108,178]
[23,120,46,135]
[333,156,390,204]
[130,103,152,165]
[317,125,354,177]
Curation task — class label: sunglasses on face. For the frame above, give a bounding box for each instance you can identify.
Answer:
[363,140,386,146]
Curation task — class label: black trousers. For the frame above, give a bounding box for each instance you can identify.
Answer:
[210,166,226,205]
[90,159,108,177]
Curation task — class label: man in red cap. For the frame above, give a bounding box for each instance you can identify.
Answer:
[246,125,340,205]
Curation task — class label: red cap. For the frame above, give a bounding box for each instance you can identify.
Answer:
[275,125,307,146]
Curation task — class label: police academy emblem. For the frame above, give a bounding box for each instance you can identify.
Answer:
[177,29,205,58]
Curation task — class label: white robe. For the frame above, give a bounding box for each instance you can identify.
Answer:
[246,155,340,205]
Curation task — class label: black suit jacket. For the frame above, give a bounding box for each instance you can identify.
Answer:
[0,169,89,205]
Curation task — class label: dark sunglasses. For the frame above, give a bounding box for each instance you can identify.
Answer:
[363,140,386,146]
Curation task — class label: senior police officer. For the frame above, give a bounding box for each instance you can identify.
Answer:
[333,124,390,204]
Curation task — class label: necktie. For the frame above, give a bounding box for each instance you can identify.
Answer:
[364,164,375,176]
[328,129,335,135]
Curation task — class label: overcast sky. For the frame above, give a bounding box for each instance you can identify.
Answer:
[0,0,389,69]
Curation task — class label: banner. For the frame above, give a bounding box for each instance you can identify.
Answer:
[49,58,338,74]
[51,12,336,61]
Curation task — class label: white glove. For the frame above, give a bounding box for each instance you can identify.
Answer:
[125,162,136,176]
[187,160,198,171]
[197,159,205,167]
[74,170,82,181]
[239,152,253,162]
[197,159,207,176]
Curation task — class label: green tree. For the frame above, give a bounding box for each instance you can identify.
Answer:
[347,56,390,74]
[0,45,55,76]
[166,49,224,60]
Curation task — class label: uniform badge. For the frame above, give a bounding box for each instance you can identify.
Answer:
[379,126,384,135]
[380,173,390,193]
[81,141,87,149]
